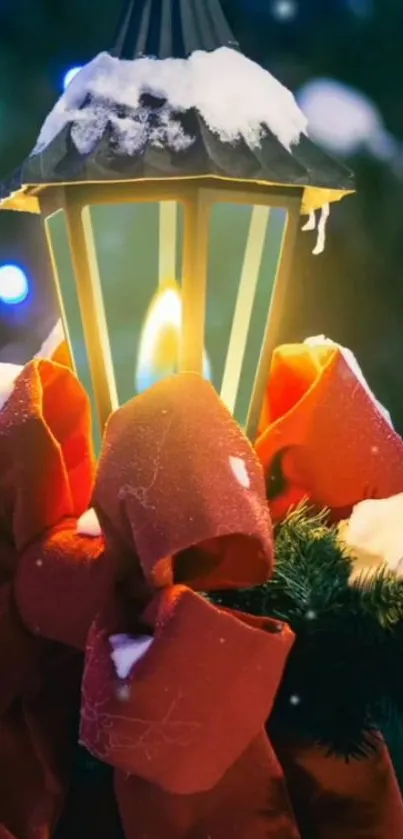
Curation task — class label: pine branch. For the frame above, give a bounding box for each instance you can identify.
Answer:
[209,506,403,758]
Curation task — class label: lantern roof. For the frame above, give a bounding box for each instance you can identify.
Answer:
[111,0,239,59]
[0,0,354,215]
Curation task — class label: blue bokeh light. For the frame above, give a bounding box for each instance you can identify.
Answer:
[0,264,29,304]
[271,0,297,21]
[63,66,83,91]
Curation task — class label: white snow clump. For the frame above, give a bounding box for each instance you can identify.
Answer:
[33,48,307,158]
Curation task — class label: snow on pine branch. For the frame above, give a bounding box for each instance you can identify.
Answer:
[32,47,308,159]
[340,493,403,582]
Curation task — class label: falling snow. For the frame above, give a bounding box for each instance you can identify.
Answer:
[116,684,131,701]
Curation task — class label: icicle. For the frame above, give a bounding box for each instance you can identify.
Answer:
[312,203,330,255]
[301,211,316,231]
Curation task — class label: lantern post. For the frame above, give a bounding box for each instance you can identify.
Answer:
[0,0,354,443]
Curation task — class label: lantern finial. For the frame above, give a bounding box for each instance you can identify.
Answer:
[111,0,239,60]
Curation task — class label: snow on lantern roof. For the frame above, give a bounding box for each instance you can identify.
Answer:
[34,48,308,157]
[0,0,354,216]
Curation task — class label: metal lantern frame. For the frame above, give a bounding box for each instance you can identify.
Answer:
[0,0,354,444]
[39,177,301,439]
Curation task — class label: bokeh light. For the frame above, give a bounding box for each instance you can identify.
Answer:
[297,78,395,160]
[271,0,297,21]
[347,0,373,18]
[62,66,83,91]
[0,264,29,304]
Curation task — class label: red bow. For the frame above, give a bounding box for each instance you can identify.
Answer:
[0,360,99,839]
[0,363,299,839]
[2,355,403,839]
[80,373,298,836]
[255,342,403,522]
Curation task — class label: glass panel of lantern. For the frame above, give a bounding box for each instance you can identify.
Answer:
[45,195,289,436]
[205,202,288,429]
[45,208,102,448]
[89,201,186,402]
[45,200,186,447]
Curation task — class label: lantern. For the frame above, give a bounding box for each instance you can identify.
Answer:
[0,0,354,444]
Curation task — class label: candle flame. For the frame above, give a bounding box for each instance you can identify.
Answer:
[135,282,211,394]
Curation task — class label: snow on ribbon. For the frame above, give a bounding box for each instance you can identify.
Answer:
[0,321,66,413]
[340,493,403,581]
[0,363,23,411]
[35,319,64,359]
[304,336,393,427]
[0,321,64,410]
[109,633,154,680]
[77,508,102,538]
[32,47,307,158]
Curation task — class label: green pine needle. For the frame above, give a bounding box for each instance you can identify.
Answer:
[209,506,403,759]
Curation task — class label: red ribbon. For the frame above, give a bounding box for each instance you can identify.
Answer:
[0,363,299,838]
[256,343,403,521]
[1,357,403,838]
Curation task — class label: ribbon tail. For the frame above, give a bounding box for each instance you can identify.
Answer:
[274,736,403,838]
[115,733,301,839]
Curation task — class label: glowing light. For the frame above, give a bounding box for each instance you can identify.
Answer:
[271,0,297,21]
[63,66,83,91]
[135,282,211,394]
[0,264,29,304]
